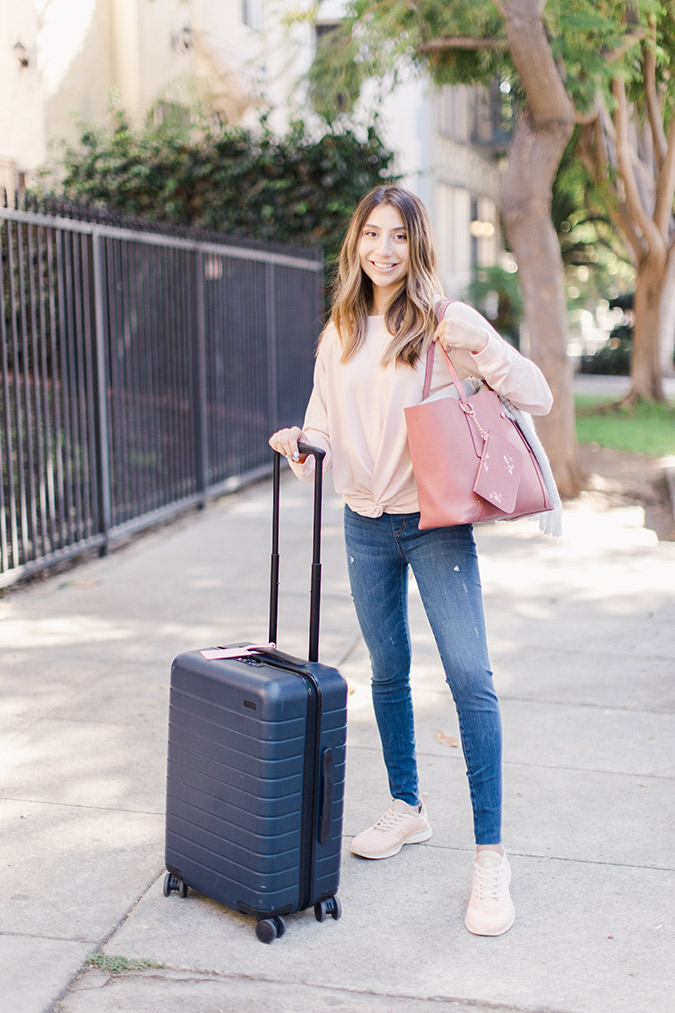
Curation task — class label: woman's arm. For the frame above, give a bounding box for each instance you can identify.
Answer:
[434,302,553,415]
[268,335,333,477]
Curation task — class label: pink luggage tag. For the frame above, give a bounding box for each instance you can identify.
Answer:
[473,431,522,513]
[200,643,276,661]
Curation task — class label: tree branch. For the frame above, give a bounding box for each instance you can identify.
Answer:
[599,25,646,62]
[580,118,645,263]
[596,93,617,149]
[418,37,508,53]
[592,96,648,261]
[502,0,573,124]
[578,122,599,177]
[643,40,667,168]
[612,77,665,260]
[654,111,675,237]
[630,111,658,214]
[575,108,599,126]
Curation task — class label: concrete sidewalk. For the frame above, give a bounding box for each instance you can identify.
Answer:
[1,471,673,1013]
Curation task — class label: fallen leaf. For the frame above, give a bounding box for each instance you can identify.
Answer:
[435,729,459,748]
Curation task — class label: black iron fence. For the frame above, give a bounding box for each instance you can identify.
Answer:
[0,202,323,588]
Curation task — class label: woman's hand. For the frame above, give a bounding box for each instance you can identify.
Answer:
[269,426,308,463]
[434,302,490,355]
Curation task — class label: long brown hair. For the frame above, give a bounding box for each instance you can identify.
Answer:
[329,185,442,367]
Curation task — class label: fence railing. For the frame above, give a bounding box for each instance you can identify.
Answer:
[0,203,323,588]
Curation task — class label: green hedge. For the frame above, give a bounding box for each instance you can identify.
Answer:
[49,114,397,276]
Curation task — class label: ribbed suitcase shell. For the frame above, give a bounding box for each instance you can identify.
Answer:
[164,445,347,937]
[165,647,346,916]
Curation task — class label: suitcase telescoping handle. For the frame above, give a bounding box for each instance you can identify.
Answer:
[269,443,325,663]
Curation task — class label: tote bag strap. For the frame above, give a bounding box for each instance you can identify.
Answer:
[422,299,467,401]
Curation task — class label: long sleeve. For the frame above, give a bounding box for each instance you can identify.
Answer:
[288,337,333,481]
[434,302,553,416]
[287,310,552,517]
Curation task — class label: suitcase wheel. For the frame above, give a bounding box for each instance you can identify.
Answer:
[163,873,188,899]
[314,896,342,923]
[255,916,286,944]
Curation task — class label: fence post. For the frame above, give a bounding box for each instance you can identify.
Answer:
[91,227,112,553]
[194,247,208,504]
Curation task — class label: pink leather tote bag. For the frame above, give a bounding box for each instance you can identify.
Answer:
[405,335,553,530]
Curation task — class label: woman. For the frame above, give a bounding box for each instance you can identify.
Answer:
[269,185,552,936]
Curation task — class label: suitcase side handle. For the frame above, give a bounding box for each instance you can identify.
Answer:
[269,444,325,663]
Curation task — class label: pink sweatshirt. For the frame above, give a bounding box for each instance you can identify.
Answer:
[291,302,553,517]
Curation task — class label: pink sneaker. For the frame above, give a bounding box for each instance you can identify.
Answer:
[465,850,515,936]
[351,798,432,859]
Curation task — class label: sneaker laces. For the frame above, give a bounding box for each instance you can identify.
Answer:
[474,855,504,901]
[373,800,417,831]
[373,806,408,831]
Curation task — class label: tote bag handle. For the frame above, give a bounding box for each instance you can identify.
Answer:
[422,299,473,405]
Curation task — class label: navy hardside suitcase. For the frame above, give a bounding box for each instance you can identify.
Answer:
[164,445,348,942]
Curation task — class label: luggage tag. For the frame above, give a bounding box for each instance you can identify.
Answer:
[473,431,522,513]
[200,643,276,661]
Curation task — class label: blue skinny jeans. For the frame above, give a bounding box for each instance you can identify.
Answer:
[344,506,502,845]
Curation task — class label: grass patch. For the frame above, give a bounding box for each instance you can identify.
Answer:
[575,396,675,458]
[85,954,164,975]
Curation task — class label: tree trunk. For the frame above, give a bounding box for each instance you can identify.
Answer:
[499,0,582,498]
[631,255,666,400]
[500,110,583,498]
[658,253,675,377]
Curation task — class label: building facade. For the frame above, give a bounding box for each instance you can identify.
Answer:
[1,0,505,296]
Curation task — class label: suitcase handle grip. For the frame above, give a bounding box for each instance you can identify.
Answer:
[269,444,325,662]
[318,747,334,845]
[297,441,326,463]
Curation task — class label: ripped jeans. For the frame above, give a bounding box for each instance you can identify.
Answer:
[344,506,502,845]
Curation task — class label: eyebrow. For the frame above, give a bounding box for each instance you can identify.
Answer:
[363,222,407,231]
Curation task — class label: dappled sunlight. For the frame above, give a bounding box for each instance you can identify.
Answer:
[2,456,672,1007]
[562,500,658,546]
[343,685,373,724]
[224,472,328,520]
[2,717,166,812]
[228,497,273,518]
[37,0,97,95]
[0,615,130,649]
[181,576,228,590]
[475,497,674,620]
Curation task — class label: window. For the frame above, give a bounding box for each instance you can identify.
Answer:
[469,80,512,152]
[312,21,350,113]
[437,86,469,143]
[242,0,263,31]
[315,21,342,44]
[148,101,191,130]
[470,197,479,269]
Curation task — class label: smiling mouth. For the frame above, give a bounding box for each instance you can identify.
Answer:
[370,261,398,270]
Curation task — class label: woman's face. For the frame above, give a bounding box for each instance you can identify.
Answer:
[357,203,410,308]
